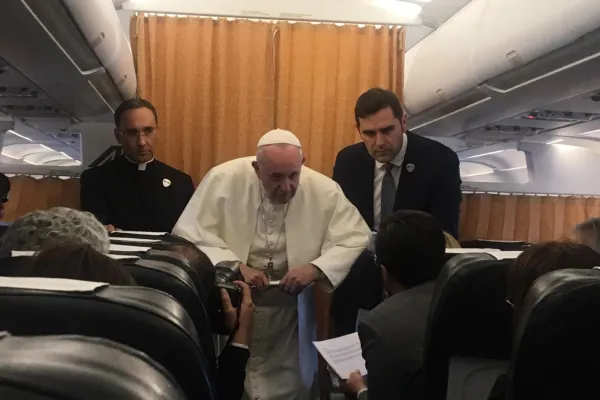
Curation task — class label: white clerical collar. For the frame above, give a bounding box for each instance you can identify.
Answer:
[124,155,155,171]
[375,132,408,170]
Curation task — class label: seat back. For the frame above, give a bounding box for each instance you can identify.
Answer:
[424,253,513,400]
[0,334,187,400]
[0,276,216,400]
[123,257,216,369]
[460,240,531,251]
[509,269,600,400]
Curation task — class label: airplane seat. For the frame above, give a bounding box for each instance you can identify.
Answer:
[0,277,217,400]
[122,257,217,369]
[424,253,513,400]
[0,333,187,400]
[0,256,33,276]
[508,269,600,400]
[460,239,531,251]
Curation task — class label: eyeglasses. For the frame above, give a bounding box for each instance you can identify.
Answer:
[117,127,156,138]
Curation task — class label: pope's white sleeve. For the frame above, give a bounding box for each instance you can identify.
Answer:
[172,168,241,265]
[310,186,371,292]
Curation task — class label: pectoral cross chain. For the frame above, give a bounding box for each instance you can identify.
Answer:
[265,258,275,278]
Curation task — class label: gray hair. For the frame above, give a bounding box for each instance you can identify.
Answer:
[0,208,110,255]
[575,218,600,253]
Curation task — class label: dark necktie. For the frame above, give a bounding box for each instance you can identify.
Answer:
[380,163,396,225]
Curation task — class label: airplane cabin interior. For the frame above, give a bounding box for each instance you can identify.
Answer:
[0,0,599,399]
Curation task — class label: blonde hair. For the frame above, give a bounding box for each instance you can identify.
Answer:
[443,231,461,248]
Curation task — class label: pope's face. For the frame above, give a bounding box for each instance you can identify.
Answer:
[253,145,303,204]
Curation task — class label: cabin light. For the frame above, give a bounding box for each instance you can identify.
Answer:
[466,150,504,159]
[499,166,527,171]
[6,130,33,142]
[580,129,600,136]
[546,139,564,144]
[371,0,423,17]
[461,171,494,178]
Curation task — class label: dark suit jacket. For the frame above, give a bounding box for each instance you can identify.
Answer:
[80,156,195,232]
[217,344,250,400]
[332,131,462,238]
[357,282,435,400]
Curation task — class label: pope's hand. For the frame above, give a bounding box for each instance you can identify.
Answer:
[344,370,367,395]
[240,263,269,291]
[280,264,320,295]
[105,224,116,233]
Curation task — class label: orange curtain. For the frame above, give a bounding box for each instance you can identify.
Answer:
[134,16,277,183]
[459,193,600,242]
[132,14,404,179]
[275,22,402,173]
[4,177,80,222]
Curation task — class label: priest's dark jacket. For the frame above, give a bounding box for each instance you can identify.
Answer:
[80,156,195,232]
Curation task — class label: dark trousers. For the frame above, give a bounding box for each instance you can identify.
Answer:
[330,251,384,337]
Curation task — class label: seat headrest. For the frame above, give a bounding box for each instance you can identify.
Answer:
[424,255,513,400]
[0,334,187,400]
[0,277,215,400]
[509,269,600,399]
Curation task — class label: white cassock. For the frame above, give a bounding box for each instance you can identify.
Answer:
[172,156,371,400]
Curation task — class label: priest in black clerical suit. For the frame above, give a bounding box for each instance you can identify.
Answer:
[330,88,462,336]
[80,99,195,233]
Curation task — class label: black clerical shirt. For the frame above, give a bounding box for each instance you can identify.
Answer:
[80,156,195,232]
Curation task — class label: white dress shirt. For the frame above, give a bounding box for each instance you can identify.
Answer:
[373,133,408,230]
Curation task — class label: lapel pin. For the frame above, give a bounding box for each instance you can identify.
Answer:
[162,178,171,187]
[406,163,415,172]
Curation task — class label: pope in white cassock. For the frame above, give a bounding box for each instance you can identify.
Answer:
[172,129,371,400]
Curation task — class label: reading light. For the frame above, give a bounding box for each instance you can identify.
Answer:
[546,139,564,144]
[462,171,494,178]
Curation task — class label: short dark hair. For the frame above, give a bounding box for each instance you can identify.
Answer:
[160,243,215,295]
[375,210,446,288]
[23,244,136,285]
[114,98,158,127]
[355,88,403,127]
[507,241,600,312]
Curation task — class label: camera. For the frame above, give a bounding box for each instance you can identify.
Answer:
[208,260,243,334]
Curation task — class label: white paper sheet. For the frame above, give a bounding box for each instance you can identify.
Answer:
[495,251,523,260]
[11,251,35,257]
[113,231,167,236]
[109,237,161,243]
[446,248,500,254]
[109,244,151,252]
[0,277,107,292]
[313,333,366,379]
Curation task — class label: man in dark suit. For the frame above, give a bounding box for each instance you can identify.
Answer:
[332,88,461,236]
[80,99,195,233]
[344,210,446,400]
[330,88,461,335]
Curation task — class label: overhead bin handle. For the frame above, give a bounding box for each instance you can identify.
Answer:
[80,66,106,76]
[481,50,600,94]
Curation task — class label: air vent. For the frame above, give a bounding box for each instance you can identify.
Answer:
[520,110,600,123]
[486,27,600,92]
[483,125,544,133]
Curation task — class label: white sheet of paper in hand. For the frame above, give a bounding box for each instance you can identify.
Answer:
[495,251,523,260]
[313,333,366,379]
